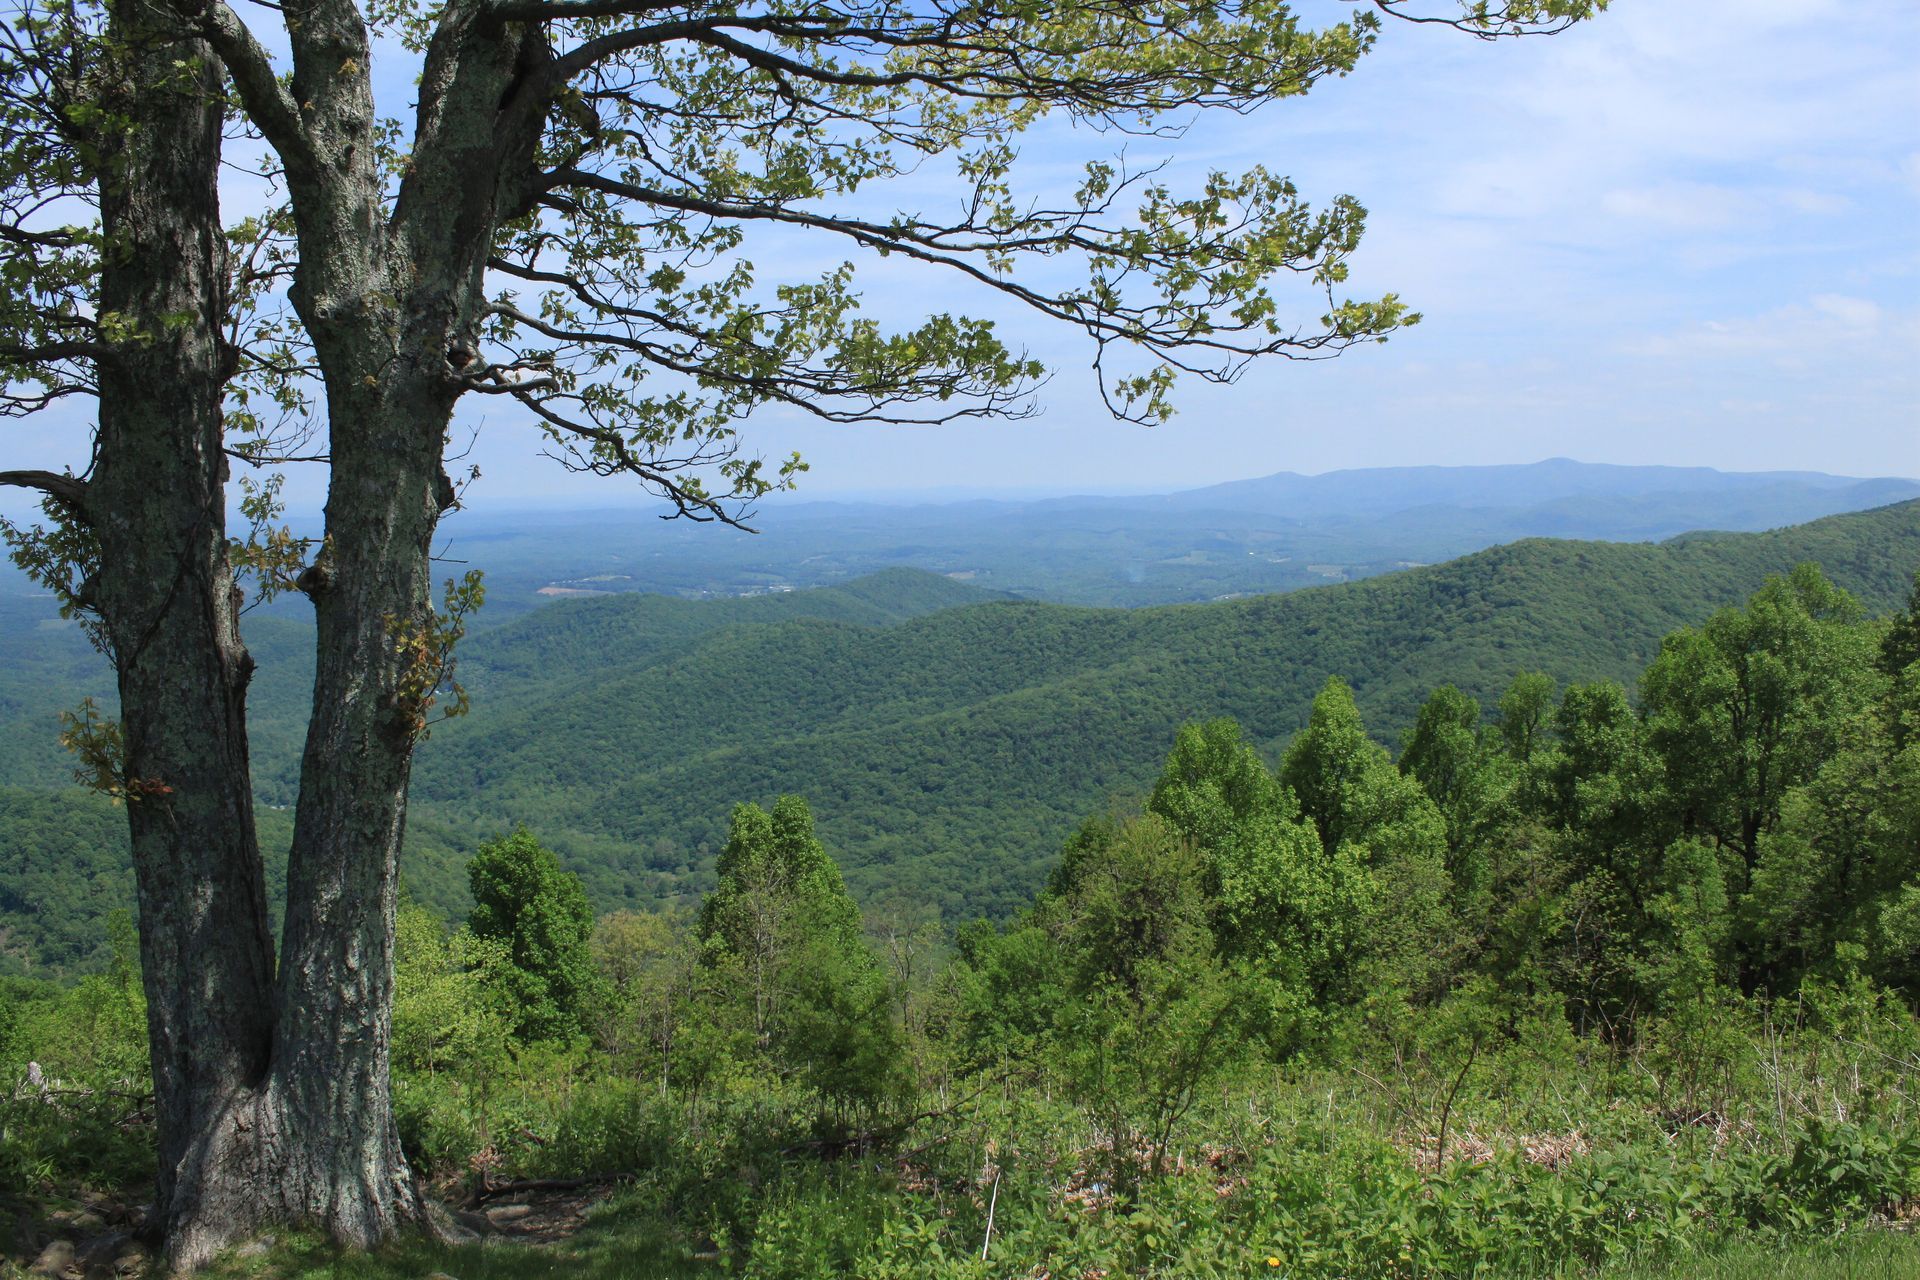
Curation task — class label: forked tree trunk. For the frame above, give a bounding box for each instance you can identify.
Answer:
[234,4,544,1249]
[77,0,548,1264]
[81,5,447,1267]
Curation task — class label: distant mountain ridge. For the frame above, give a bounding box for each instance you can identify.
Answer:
[16,458,1900,613]
[1156,457,1916,517]
[411,459,1920,611]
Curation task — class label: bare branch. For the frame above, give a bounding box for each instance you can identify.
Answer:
[190,1,317,173]
[0,468,87,508]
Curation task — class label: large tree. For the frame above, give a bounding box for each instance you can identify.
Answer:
[0,0,1602,1266]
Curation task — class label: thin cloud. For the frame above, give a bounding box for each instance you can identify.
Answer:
[1620,295,1915,367]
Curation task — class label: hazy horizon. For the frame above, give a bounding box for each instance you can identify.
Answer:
[423,456,1920,517]
[6,0,1917,522]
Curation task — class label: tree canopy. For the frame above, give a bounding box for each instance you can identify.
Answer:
[467,827,600,1041]
[0,0,1604,1263]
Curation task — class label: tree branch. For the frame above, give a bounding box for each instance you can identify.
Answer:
[191,1,317,174]
[539,167,1349,367]
[0,338,107,363]
[1370,0,1599,39]
[0,468,88,508]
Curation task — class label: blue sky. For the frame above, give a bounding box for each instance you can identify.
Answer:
[459,0,1920,502]
[5,0,1916,516]
[751,0,1918,500]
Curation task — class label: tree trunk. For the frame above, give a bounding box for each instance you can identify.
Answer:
[235,5,548,1247]
[82,5,466,1264]
[115,340,452,1271]
[264,368,453,1253]
[69,0,551,1262]
[83,4,283,1267]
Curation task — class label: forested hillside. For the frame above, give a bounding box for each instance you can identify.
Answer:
[399,500,1920,917]
[16,548,1920,1279]
[0,571,1005,973]
[3,501,1918,971]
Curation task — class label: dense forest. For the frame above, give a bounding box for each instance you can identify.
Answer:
[8,555,1920,1276]
[0,572,1001,973]
[408,500,1920,919]
[4,501,1919,975]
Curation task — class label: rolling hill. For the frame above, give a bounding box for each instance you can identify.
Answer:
[4,499,1918,971]
[401,498,1920,919]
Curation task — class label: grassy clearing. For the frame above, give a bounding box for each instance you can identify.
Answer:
[1602,1232,1920,1280]
[198,1222,1920,1280]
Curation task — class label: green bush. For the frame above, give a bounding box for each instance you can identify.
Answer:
[0,933,153,1195]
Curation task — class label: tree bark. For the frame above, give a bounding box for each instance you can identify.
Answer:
[83,2,282,1266]
[58,0,553,1263]
[217,2,548,1262]
[83,1,504,1262]
[261,369,450,1255]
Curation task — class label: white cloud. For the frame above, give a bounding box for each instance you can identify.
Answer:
[1600,183,1749,230]
[1808,294,1883,329]
[1621,294,1915,368]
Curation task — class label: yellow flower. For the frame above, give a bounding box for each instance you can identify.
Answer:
[1266,1258,1280,1268]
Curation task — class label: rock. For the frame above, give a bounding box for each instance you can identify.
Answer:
[112,1241,149,1277]
[75,1230,144,1278]
[484,1204,531,1224]
[49,1210,105,1235]
[75,1232,126,1264]
[29,1239,74,1277]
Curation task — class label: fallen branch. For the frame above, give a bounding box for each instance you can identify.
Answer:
[779,1075,1010,1158]
[470,1173,634,1206]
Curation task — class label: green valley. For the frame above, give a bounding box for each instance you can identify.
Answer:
[404,499,1920,918]
[4,500,1918,971]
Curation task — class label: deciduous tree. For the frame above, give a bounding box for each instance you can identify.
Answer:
[467,828,601,1042]
[699,796,902,1112]
[0,0,1603,1262]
